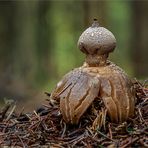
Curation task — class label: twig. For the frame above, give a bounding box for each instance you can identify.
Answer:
[71,135,85,147]
[6,104,16,121]
[0,103,11,121]
[33,110,40,120]
[18,107,25,117]
[120,137,139,148]
[17,135,26,148]
[97,129,116,142]
[61,122,66,138]
[54,83,72,98]
[138,108,144,123]
[108,123,113,140]
[44,92,51,97]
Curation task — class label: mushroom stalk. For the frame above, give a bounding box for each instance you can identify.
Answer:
[85,54,109,67]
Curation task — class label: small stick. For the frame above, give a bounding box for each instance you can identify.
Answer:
[120,137,139,148]
[138,108,144,122]
[33,110,40,120]
[44,92,51,97]
[54,83,72,98]
[25,114,32,121]
[18,107,25,117]
[97,129,116,142]
[6,104,16,121]
[108,123,113,140]
[0,103,11,121]
[71,135,85,147]
[103,108,107,131]
[61,122,66,138]
[17,135,26,148]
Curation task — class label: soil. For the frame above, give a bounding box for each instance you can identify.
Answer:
[0,79,147,148]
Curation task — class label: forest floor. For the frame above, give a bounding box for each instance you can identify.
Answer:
[0,79,147,148]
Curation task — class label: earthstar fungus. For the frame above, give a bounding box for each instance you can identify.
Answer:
[51,19,135,124]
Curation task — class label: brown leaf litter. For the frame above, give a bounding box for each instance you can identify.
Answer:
[0,79,147,148]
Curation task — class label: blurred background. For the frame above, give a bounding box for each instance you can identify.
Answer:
[0,1,148,111]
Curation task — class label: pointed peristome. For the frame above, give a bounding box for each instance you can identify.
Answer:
[91,19,99,28]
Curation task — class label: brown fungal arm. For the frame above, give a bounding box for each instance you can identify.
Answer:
[100,78,119,123]
[51,68,100,124]
[99,66,135,123]
[108,64,135,121]
[51,69,80,100]
[71,76,100,124]
[118,74,135,118]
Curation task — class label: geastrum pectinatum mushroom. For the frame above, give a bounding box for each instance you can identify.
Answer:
[51,19,135,124]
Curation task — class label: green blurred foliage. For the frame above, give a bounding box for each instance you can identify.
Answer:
[0,1,147,107]
[107,1,133,74]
